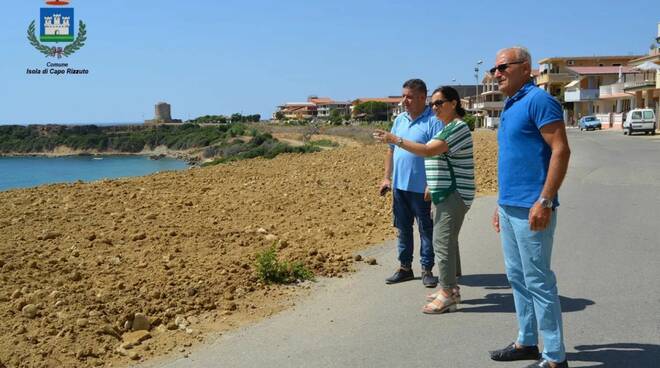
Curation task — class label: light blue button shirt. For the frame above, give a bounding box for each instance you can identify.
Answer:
[390,106,443,193]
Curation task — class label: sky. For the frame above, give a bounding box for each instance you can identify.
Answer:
[3,0,660,124]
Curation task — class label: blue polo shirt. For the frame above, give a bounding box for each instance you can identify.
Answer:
[498,81,563,208]
[390,107,443,193]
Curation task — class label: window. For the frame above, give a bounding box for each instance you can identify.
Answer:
[643,111,654,119]
[567,60,575,66]
[613,63,621,66]
[632,111,642,119]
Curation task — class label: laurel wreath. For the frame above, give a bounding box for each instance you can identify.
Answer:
[27,20,87,57]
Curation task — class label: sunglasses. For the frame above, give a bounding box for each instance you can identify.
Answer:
[430,100,448,108]
[489,60,525,74]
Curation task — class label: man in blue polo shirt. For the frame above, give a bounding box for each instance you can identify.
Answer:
[488,47,571,368]
[379,79,442,287]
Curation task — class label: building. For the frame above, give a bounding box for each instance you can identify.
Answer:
[308,96,352,119]
[593,23,660,129]
[473,74,504,128]
[563,66,640,126]
[470,74,537,128]
[273,102,317,120]
[351,97,402,120]
[536,55,643,99]
[144,102,182,125]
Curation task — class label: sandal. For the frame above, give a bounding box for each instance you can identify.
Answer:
[422,292,458,314]
[426,287,461,303]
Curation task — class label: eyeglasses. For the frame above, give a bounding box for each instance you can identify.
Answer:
[489,60,525,74]
[430,100,448,108]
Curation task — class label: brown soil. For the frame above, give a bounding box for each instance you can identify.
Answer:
[0,130,497,368]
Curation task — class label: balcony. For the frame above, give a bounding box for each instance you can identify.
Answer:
[474,101,504,109]
[623,79,656,91]
[564,88,599,102]
[599,83,625,98]
[536,72,575,85]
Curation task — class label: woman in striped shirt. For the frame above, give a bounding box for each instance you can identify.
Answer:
[373,86,475,314]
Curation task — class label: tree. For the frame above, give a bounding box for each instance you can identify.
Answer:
[353,101,389,121]
[275,111,285,120]
[230,113,242,123]
[328,108,344,125]
[462,114,476,131]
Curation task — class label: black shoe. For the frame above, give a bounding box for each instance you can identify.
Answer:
[421,269,438,288]
[385,268,414,284]
[523,359,569,368]
[490,342,541,361]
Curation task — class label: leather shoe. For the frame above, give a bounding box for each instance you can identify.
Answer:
[385,268,414,284]
[490,342,541,361]
[523,359,569,368]
[421,269,438,288]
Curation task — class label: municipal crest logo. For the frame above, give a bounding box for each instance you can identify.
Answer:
[27,0,87,58]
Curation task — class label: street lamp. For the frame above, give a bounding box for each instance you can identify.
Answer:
[474,60,483,101]
[474,60,483,127]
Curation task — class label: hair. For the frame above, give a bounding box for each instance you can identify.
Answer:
[402,78,427,96]
[497,46,532,65]
[432,86,465,117]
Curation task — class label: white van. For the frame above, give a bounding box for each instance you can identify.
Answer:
[623,108,656,135]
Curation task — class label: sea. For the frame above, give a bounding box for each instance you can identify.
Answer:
[0,155,189,192]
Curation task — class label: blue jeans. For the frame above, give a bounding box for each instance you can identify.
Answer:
[499,205,565,363]
[393,189,434,270]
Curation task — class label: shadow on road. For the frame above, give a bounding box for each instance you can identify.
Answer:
[457,274,595,313]
[458,273,510,290]
[567,343,660,367]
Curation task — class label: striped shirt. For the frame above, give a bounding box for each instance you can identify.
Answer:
[424,120,475,207]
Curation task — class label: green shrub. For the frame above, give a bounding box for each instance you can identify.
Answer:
[255,245,314,284]
[308,139,339,148]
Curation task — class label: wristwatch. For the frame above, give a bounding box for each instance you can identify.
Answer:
[538,197,553,209]
[396,136,404,146]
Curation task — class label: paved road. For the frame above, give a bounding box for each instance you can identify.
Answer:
[145,129,660,368]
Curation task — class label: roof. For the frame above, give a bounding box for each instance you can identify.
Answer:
[629,53,660,64]
[280,102,316,107]
[308,97,333,104]
[566,66,636,75]
[538,55,645,63]
[352,97,402,104]
[314,101,352,106]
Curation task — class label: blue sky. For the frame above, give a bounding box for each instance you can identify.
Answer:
[3,0,659,124]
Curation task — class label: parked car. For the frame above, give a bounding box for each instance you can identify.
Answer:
[623,108,656,135]
[578,116,602,131]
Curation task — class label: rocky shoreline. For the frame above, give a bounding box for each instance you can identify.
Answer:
[0,146,200,165]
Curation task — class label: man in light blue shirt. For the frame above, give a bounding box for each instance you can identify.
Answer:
[379,79,443,287]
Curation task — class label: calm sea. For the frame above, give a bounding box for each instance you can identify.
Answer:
[0,155,189,192]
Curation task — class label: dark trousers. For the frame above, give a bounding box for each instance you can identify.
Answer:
[393,189,434,270]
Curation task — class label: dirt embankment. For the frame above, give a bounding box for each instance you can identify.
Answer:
[0,131,497,368]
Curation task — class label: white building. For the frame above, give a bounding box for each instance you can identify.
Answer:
[44,14,70,36]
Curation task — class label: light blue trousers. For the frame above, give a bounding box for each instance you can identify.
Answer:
[499,205,566,363]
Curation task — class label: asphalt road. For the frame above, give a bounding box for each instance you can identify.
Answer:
[144,129,660,368]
